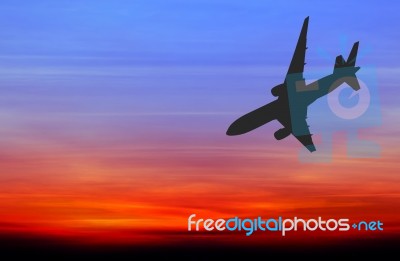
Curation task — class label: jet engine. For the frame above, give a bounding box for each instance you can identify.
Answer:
[274,128,291,140]
[271,84,284,97]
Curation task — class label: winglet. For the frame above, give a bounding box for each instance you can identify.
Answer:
[302,17,309,35]
[306,144,316,152]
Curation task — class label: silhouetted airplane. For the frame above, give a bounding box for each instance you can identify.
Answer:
[226,17,360,152]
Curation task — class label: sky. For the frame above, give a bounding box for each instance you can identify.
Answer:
[0,0,399,246]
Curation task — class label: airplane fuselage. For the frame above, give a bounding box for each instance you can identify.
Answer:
[226,66,360,137]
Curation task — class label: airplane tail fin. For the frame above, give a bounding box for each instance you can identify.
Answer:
[346,41,358,66]
[334,41,360,91]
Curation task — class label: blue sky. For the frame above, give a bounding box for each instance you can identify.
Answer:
[0,0,397,145]
[0,0,398,64]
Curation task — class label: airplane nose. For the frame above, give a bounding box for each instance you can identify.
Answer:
[226,122,240,136]
[226,127,235,136]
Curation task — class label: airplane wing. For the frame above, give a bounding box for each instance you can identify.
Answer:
[282,17,315,152]
[277,105,316,152]
[286,16,309,80]
[293,126,316,152]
